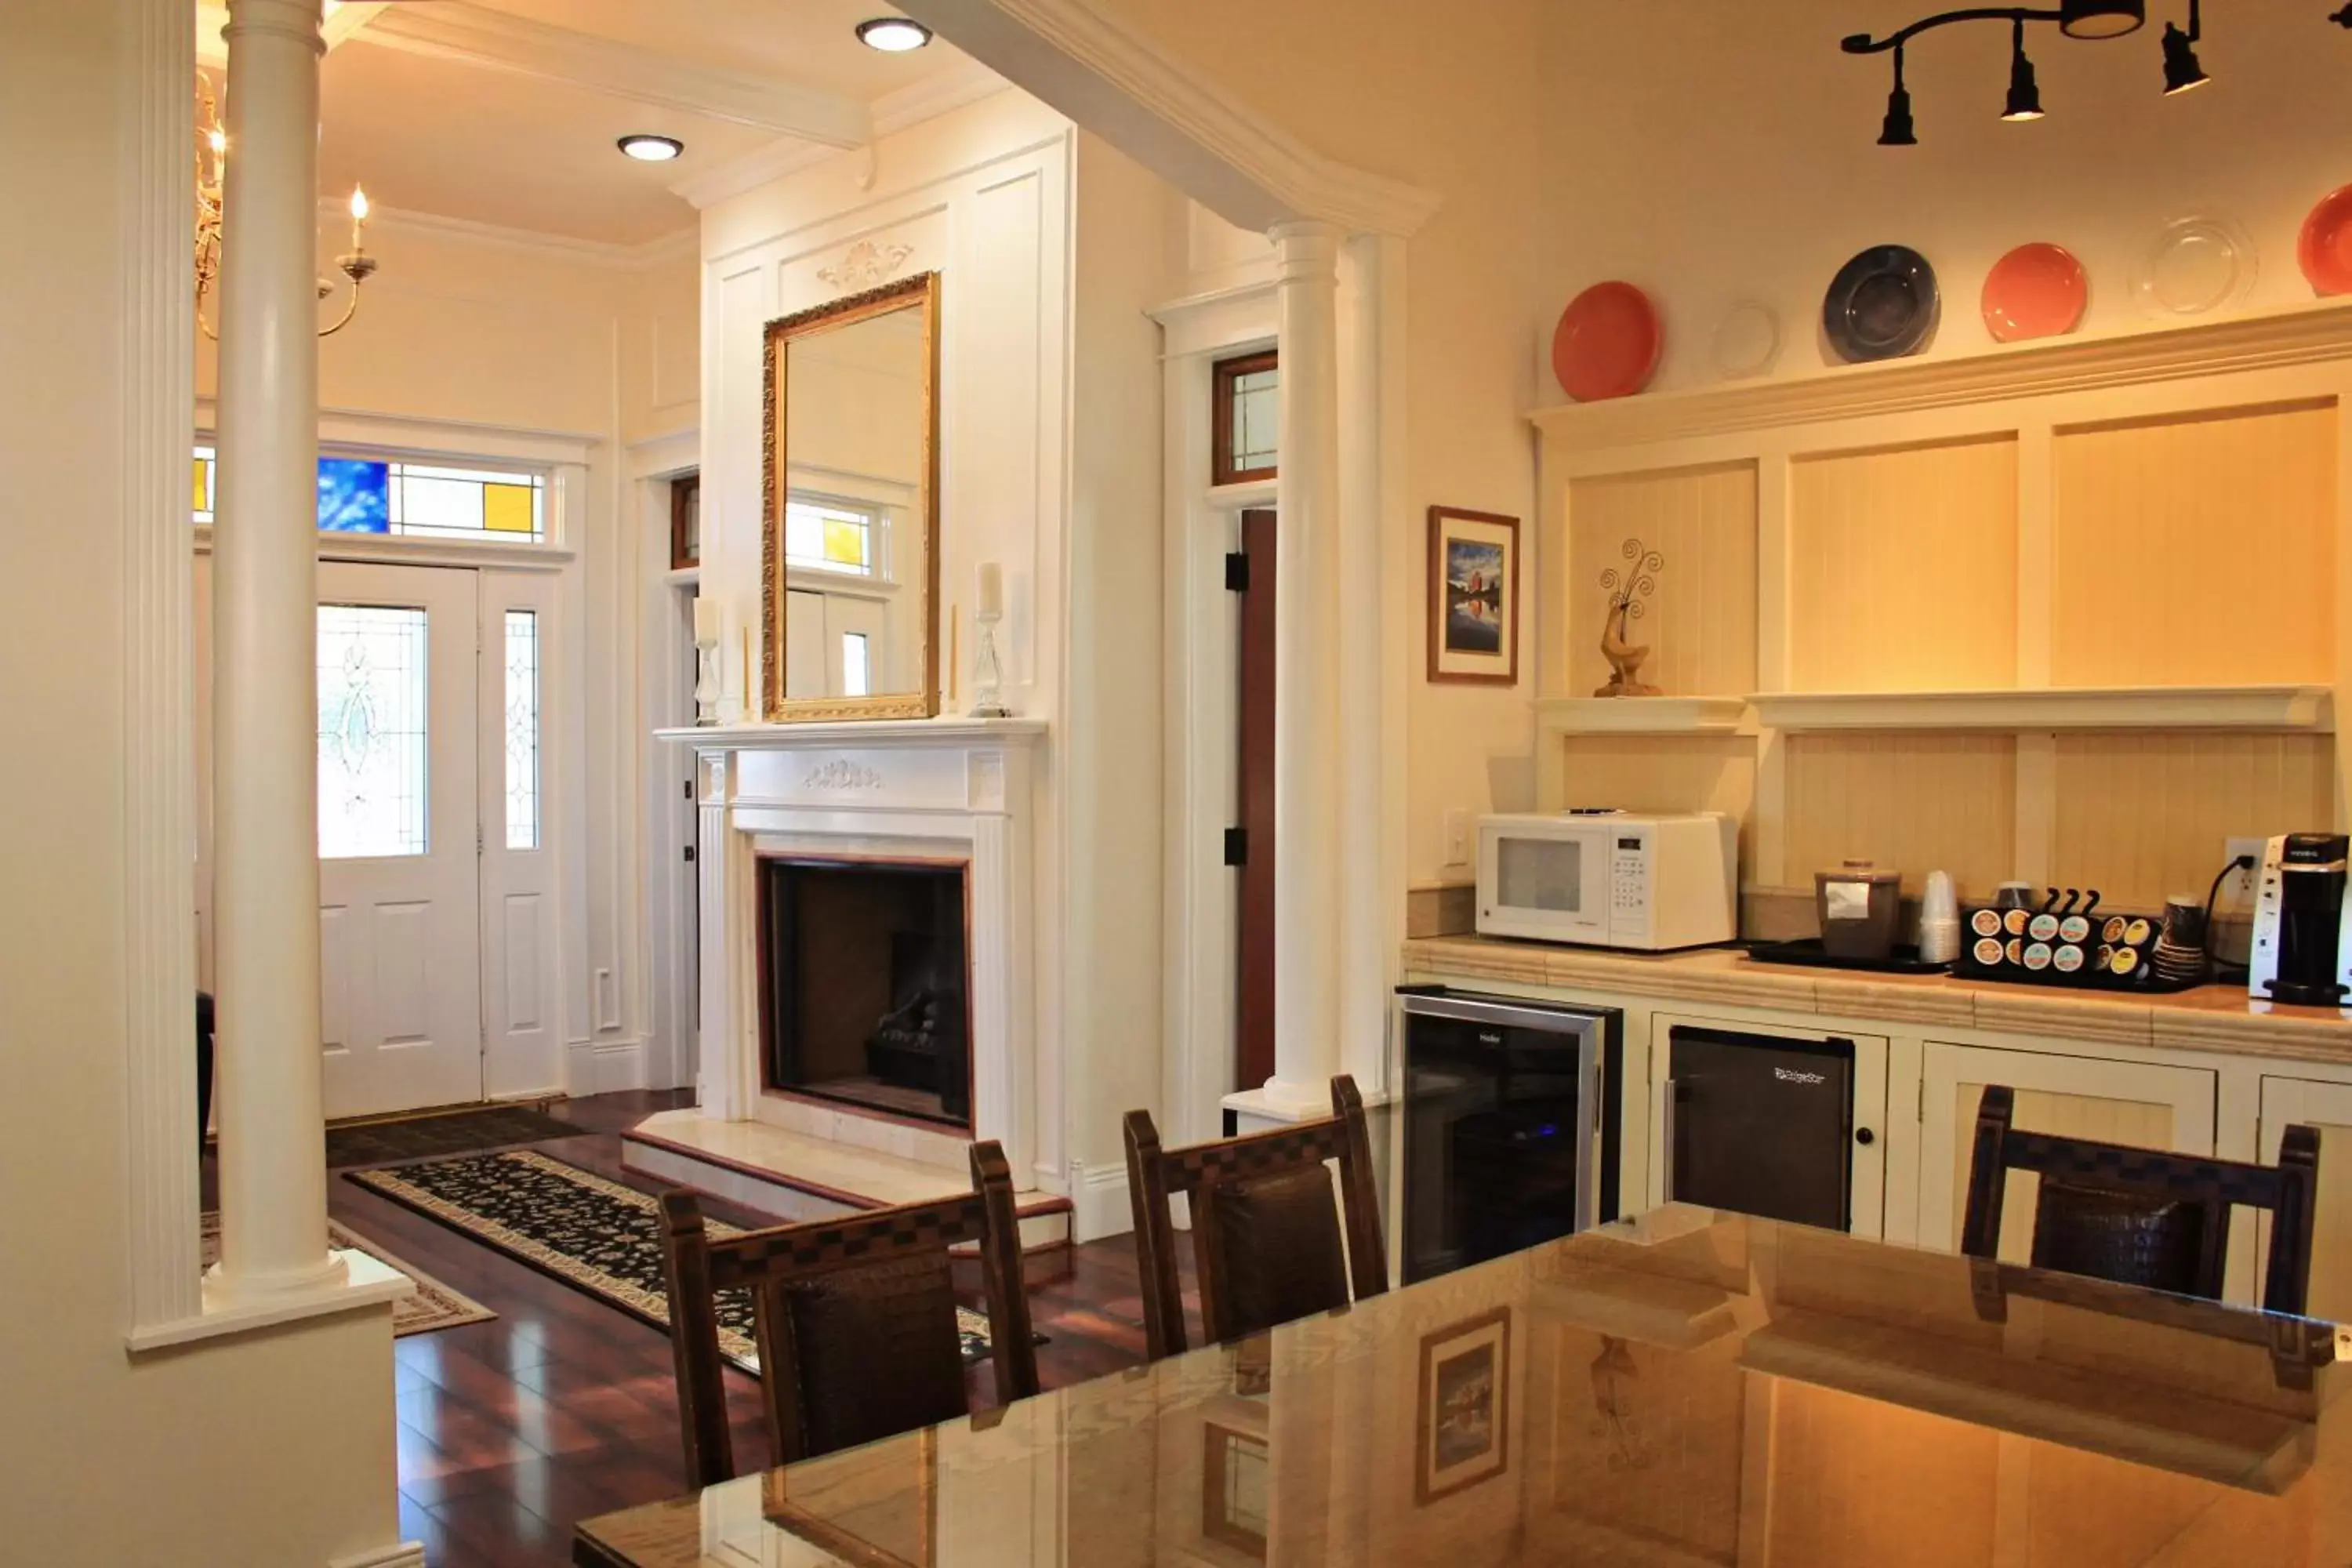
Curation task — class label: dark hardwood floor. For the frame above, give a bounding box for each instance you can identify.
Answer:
[310,1091,1167,1568]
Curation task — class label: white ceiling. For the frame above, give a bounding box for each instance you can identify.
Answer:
[207,1,992,249]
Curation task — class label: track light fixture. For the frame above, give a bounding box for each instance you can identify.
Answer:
[2002,21,2046,120]
[1881,45,1919,144]
[2161,0,2209,93]
[2335,3,2352,27]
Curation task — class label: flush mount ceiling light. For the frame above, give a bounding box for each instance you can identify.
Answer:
[855,16,932,51]
[2058,0,2144,38]
[617,133,684,162]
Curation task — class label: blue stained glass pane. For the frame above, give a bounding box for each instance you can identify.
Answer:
[317,458,391,533]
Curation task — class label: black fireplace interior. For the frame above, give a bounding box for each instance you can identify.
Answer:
[758,858,971,1130]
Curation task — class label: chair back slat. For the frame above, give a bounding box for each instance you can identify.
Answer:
[1121,1074,1388,1361]
[655,1138,1040,1488]
[1959,1083,2323,1316]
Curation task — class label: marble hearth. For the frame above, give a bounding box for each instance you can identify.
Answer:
[633,717,1069,1248]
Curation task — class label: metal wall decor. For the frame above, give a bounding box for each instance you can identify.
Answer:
[1835,0,2349,144]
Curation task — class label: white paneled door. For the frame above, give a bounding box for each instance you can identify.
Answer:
[315,562,484,1116]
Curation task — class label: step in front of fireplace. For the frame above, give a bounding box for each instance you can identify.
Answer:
[620,1107,1073,1254]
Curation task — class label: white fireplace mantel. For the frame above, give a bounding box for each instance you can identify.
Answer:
[657,716,1052,1193]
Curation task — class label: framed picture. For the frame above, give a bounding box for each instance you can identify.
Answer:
[670,472,701,570]
[1426,506,1519,686]
[1417,1306,1512,1504]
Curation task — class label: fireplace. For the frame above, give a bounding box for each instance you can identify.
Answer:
[757,856,972,1131]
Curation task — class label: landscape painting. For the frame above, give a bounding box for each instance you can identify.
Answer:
[1427,507,1519,685]
[1417,1306,1512,1504]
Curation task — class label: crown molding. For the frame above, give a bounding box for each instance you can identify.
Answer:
[1531,299,2352,450]
[669,60,1014,212]
[359,1,871,147]
[321,198,694,270]
[896,0,1441,237]
[195,0,381,64]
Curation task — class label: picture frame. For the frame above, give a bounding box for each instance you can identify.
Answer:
[1426,506,1520,686]
[1416,1305,1512,1504]
[670,472,700,571]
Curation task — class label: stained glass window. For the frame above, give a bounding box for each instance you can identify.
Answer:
[193,445,546,541]
[316,604,428,859]
[783,497,876,575]
[503,610,539,851]
[1212,350,1279,485]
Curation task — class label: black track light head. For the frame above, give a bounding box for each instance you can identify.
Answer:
[2003,24,2045,119]
[2334,3,2352,27]
[2161,20,2209,93]
[1881,82,1919,145]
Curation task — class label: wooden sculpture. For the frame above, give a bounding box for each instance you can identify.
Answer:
[1595,539,1664,697]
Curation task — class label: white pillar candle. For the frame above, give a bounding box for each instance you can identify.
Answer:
[976,561,1004,620]
[692,595,723,645]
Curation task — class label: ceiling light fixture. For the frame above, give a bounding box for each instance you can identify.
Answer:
[855,16,933,52]
[618,134,684,162]
[2058,0,2144,38]
[2161,0,2209,93]
[1880,45,1919,145]
[194,71,376,340]
[2002,20,2046,119]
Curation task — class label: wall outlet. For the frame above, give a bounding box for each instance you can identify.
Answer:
[2223,837,2269,909]
[1443,808,1472,869]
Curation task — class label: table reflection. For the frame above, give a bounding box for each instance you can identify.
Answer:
[577,1205,2352,1567]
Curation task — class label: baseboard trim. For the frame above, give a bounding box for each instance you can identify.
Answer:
[329,1541,426,1568]
[1069,1160,1131,1244]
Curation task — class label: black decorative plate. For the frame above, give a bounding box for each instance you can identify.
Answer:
[1824,244,1940,363]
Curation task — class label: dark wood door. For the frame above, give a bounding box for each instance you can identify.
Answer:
[1236,510,1277,1091]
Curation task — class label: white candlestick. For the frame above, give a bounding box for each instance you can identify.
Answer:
[976,561,1004,621]
[692,596,722,646]
[691,598,723,724]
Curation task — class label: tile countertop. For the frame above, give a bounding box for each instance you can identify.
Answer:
[1401,936,2352,1066]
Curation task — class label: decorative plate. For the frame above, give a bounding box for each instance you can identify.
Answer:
[2298,183,2352,296]
[2138,216,2256,318]
[1823,245,1939,364]
[1710,301,1782,379]
[1552,281,1662,402]
[1981,241,2088,343]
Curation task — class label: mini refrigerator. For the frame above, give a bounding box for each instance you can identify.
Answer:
[1664,1025,1857,1232]
[1398,987,1622,1284]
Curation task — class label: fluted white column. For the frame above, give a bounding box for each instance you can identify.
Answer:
[1261,220,1345,1113]
[208,0,342,1301]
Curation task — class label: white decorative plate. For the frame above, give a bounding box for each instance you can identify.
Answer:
[2138,216,2257,318]
[1711,301,1782,379]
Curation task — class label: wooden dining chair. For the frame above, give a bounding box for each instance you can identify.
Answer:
[656,1139,1040,1488]
[1122,1074,1388,1361]
[1960,1083,2323,1316]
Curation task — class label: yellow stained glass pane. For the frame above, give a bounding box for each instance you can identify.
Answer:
[823,518,867,567]
[193,457,210,514]
[483,482,534,535]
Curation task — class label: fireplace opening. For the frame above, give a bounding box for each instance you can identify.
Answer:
[757,857,971,1131]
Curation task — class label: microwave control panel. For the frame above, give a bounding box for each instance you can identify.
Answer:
[1610,835,1650,935]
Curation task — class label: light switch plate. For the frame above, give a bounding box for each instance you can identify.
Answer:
[1443,808,1472,868]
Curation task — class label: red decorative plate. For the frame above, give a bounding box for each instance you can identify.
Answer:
[1552,281,1661,402]
[1981,242,2087,343]
[2299,183,2352,296]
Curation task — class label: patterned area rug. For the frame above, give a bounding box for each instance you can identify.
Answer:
[325,1102,580,1168]
[199,1214,494,1338]
[347,1150,1000,1374]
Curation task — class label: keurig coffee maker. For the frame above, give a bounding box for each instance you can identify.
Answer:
[2249,833,2352,1007]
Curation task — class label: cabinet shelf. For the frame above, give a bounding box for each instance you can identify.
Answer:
[1538,696,1750,735]
[1746,685,2333,735]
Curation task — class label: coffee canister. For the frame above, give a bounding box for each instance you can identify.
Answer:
[1817,859,1903,960]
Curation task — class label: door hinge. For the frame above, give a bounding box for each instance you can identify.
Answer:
[684,844,697,863]
[475,826,483,855]
[683,779,693,799]
[1224,551,1250,592]
[1917,1073,1926,1123]
[1223,827,1247,867]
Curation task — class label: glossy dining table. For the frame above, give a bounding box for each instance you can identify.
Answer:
[575,1205,2352,1567]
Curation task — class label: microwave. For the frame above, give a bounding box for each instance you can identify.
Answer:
[1475,811,1737,950]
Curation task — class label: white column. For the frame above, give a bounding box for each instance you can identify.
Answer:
[1261,220,1345,1113]
[208,0,343,1301]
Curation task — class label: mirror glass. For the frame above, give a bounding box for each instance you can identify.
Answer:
[762,273,938,721]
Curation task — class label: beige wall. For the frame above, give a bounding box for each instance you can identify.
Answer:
[1060,0,1552,891]
[0,2,400,1561]
[1539,3,2352,392]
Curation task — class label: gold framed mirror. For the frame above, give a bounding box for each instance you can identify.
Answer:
[761,270,941,722]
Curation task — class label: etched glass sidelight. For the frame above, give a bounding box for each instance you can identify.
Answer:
[504,610,539,850]
[315,604,430,859]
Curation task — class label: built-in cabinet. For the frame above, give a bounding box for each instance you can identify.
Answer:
[2259,1075,2352,1320]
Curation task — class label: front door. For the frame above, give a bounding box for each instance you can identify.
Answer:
[315,561,485,1116]
[1235,509,1277,1091]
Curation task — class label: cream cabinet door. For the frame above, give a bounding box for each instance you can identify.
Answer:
[2258,1076,2352,1323]
[1916,1042,2216,1258]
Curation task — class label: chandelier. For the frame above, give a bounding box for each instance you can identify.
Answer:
[194,71,377,339]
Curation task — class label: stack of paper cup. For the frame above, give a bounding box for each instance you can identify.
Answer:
[1918,870,1961,965]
